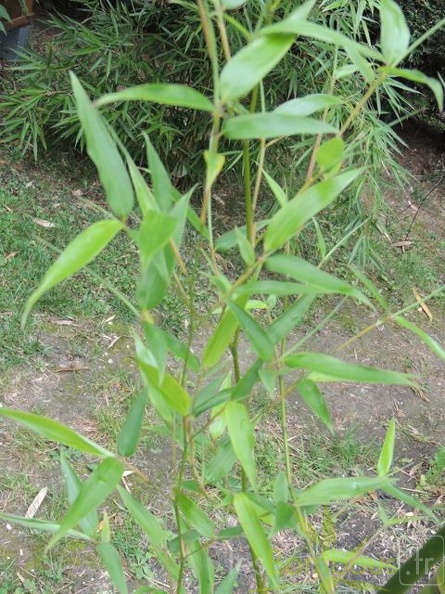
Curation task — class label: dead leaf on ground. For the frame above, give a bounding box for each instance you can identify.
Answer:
[2,252,17,265]
[54,364,89,372]
[25,181,34,189]
[71,189,83,198]
[25,487,48,518]
[32,217,56,229]
[392,240,413,251]
[50,318,78,326]
[412,287,433,321]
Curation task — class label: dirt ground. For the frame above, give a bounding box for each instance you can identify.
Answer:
[0,123,444,592]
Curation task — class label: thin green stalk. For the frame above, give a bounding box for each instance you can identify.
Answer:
[243,140,253,243]
[339,71,387,137]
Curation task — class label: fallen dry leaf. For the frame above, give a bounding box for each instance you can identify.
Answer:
[2,252,17,264]
[72,189,83,198]
[25,181,34,189]
[413,287,433,321]
[392,240,413,249]
[50,318,78,326]
[25,487,48,518]
[32,217,56,229]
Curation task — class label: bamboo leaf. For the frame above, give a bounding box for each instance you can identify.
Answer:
[176,493,215,538]
[379,66,443,111]
[233,493,279,588]
[222,113,336,140]
[379,0,410,65]
[22,219,123,325]
[95,83,214,111]
[296,476,388,507]
[322,549,394,569]
[297,378,333,433]
[97,543,128,594]
[0,514,92,540]
[286,352,415,386]
[227,302,274,361]
[60,451,98,537]
[275,94,342,116]
[47,457,124,550]
[215,562,241,594]
[394,315,445,362]
[377,419,396,477]
[116,390,149,457]
[226,402,257,488]
[220,34,294,101]
[202,308,239,369]
[266,253,369,304]
[138,362,191,416]
[0,409,111,456]
[137,212,177,269]
[264,169,362,252]
[71,73,134,217]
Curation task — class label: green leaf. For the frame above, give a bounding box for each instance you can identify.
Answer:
[266,253,369,304]
[379,66,443,111]
[137,212,177,269]
[22,219,123,325]
[275,94,342,116]
[379,0,410,65]
[226,402,257,488]
[188,543,215,594]
[0,513,92,541]
[227,302,274,361]
[220,33,294,102]
[377,419,396,477]
[202,309,239,369]
[264,169,362,252]
[322,549,394,570]
[268,295,315,343]
[296,476,387,507]
[0,409,111,456]
[394,315,445,362]
[204,438,237,484]
[263,170,287,207]
[60,451,98,537]
[285,352,415,386]
[126,155,157,216]
[233,493,279,588]
[70,73,134,218]
[146,137,174,213]
[47,457,124,550]
[215,563,241,594]
[222,113,336,140]
[264,19,381,61]
[116,389,149,457]
[235,228,255,266]
[215,220,269,252]
[138,362,191,416]
[204,150,226,188]
[97,543,128,594]
[382,483,436,520]
[273,472,289,505]
[315,137,345,175]
[297,378,333,433]
[176,493,215,538]
[95,83,214,111]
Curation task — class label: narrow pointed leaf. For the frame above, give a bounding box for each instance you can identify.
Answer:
[97,543,128,594]
[297,378,333,432]
[263,170,287,206]
[188,543,215,594]
[47,457,124,550]
[226,402,257,488]
[264,169,362,251]
[222,113,336,140]
[205,438,237,484]
[377,419,396,477]
[268,295,315,343]
[315,137,345,174]
[0,409,111,456]
[275,94,342,116]
[382,483,436,520]
[116,389,149,457]
[227,302,274,361]
[296,476,388,507]
[0,513,92,540]
[60,451,99,537]
[146,137,174,212]
[266,253,369,304]
[220,34,294,101]
[215,563,241,594]
[126,155,157,216]
[71,73,134,217]
[286,352,415,386]
[233,493,279,588]
[138,361,191,416]
[22,219,123,325]
[204,150,226,187]
[202,309,239,369]
[394,315,445,362]
[95,83,214,111]
[117,486,179,579]
[322,549,394,569]
[137,212,177,269]
[176,493,215,538]
[379,66,443,111]
[379,0,410,65]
